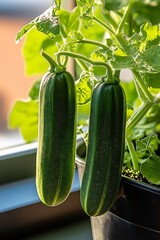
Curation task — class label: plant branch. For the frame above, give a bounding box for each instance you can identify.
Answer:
[76,59,89,73]
[76,39,109,50]
[126,101,153,133]
[132,71,154,102]
[126,135,139,170]
[116,3,132,35]
[92,15,128,51]
[93,16,115,36]
[134,78,148,102]
[101,9,118,30]
[57,51,114,83]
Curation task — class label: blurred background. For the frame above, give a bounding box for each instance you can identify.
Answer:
[0,0,71,149]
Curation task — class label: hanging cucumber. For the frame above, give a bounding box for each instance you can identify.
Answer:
[80,82,126,216]
[36,52,77,206]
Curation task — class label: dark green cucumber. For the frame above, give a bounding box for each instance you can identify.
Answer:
[80,82,126,216]
[36,70,76,206]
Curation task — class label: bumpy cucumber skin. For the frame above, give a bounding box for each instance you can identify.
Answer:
[36,71,76,206]
[80,83,126,216]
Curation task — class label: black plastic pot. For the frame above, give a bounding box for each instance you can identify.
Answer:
[76,138,160,240]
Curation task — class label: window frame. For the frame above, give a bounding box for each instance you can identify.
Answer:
[0,138,87,238]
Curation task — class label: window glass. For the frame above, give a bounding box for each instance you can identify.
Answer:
[0,0,51,149]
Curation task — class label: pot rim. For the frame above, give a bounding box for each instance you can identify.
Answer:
[76,137,160,195]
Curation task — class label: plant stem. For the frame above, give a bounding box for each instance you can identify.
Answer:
[76,59,89,73]
[41,51,66,73]
[57,51,114,82]
[101,9,118,30]
[134,79,148,102]
[77,39,109,50]
[126,136,139,170]
[105,12,118,30]
[92,15,127,50]
[126,101,153,133]
[93,16,115,36]
[116,3,132,35]
[132,71,154,102]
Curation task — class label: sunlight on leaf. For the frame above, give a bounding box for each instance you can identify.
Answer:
[141,156,160,185]
[91,49,106,62]
[16,22,35,43]
[76,75,93,105]
[35,16,59,39]
[8,100,38,142]
[139,23,160,52]
[16,4,60,42]
[22,28,62,75]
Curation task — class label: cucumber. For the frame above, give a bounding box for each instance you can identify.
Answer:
[80,82,126,216]
[36,53,77,206]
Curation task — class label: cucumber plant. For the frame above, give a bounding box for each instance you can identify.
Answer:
[9,0,160,216]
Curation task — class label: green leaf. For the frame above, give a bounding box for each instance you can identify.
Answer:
[29,80,40,100]
[16,5,60,42]
[141,45,160,73]
[58,7,80,36]
[111,49,136,69]
[143,72,160,88]
[67,31,84,49]
[111,55,136,70]
[35,5,60,38]
[16,22,35,43]
[76,74,93,105]
[102,0,128,11]
[35,14,59,39]
[8,100,38,142]
[91,49,106,62]
[124,23,160,74]
[22,28,62,75]
[136,134,159,157]
[141,155,160,185]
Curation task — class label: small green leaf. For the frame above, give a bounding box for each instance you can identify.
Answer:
[81,12,93,29]
[8,100,38,142]
[67,31,84,49]
[76,75,93,105]
[91,49,106,62]
[141,156,160,185]
[29,80,40,100]
[136,134,159,158]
